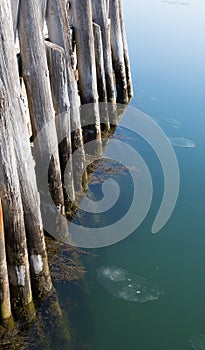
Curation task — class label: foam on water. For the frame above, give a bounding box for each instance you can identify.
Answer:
[169,136,195,148]
[97,266,164,303]
[160,117,182,129]
[99,266,126,282]
[162,0,190,5]
[190,334,205,350]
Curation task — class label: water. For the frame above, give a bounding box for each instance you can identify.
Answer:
[97,266,164,303]
[57,1,205,349]
[169,136,195,148]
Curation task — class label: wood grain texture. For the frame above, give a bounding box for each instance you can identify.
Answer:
[69,0,102,153]
[46,41,75,203]
[93,22,110,132]
[109,0,128,103]
[0,196,12,322]
[18,0,65,215]
[46,0,88,191]
[0,78,32,307]
[1,0,52,301]
[92,0,116,103]
[11,0,20,37]
[118,0,133,99]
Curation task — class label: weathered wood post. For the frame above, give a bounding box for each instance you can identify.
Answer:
[93,23,107,104]
[93,22,110,132]
[0,79,33,310]
[68,0,98,105]
[0,0,52,301]
[109,0,128,104]
[0,0,133,326]
[91,0,119,128]
[45,41,75,205]
[69,0,102,154]
[106,0,110,18]
[11,0,20,37]
[91,0,116,103]
[118,0,133,100]
[41,0,47,20]
[0,198,12,325]
[18,0,65,214]
[46,0,88,192]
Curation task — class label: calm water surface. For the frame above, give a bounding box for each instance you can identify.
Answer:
[57,1,205,349]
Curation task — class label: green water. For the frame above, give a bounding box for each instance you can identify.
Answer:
[57,1,205,349]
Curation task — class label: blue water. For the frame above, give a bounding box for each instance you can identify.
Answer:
[57,1,205,349]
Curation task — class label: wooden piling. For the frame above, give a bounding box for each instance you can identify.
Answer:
[69,0,102,153]
[45,41,75,204]
[69,0,99,105]
[0,79,32,309]
[11,0,20,37]
[46,0,88,192]
[18,0,65,214]
[41,0,47,20]
[0,198,12,324]
[118,0,133,100]
[106,0,110,18]
[93,22,110,132]
[109,0,128,104]
[1,0,52,301]
[93,23,107,103]
[91,0,116,103]
[0,0,133,323]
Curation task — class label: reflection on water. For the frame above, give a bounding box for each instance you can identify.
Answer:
[97,266,164,303]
